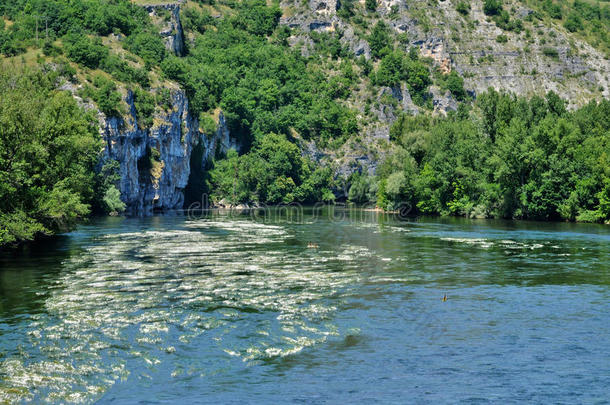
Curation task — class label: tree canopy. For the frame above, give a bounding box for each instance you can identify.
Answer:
[366,90,610,223]
[0,65,102,246]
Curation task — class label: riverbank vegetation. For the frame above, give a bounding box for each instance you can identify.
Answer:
[369,92,610,222]
[206,87,610,224]
[1,0,610,247]
[0,65,102,246]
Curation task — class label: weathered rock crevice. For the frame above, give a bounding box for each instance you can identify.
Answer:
[101,89,232,215]
[92,2,235,215]
[141,2,186,56]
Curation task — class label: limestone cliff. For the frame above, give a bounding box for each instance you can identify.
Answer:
[142,2,186,57]
[280,0,610,181]
[281,0,609,105]
[96,2,230,215]
[100,89,232,215]
[57,0,609,210]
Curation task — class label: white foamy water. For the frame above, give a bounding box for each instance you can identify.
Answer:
[2,214,609,404]
[0,218,379,403]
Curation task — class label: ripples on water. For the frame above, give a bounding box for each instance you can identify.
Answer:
[0,211,609,403]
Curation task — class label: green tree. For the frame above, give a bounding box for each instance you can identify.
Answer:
[232,0,281,36]
[337,0,356,19]
[64,33,109,69]
[127,31,166,65]
[102,186,126,214]
[456,1,470,16]
[0,66,101,246]
[445,71,467,100]
[483,0,502,16]
[348,172,372,203]
[375,51,405,87]
[564,12,584,32]
[208,134,333,204]
[369,21,391,59]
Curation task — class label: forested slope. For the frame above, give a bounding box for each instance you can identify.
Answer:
[1,0,609,246]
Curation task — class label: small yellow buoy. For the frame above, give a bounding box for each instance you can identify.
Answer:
[442,294,447,302]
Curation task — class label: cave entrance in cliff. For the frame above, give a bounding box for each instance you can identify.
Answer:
[184,141,211,209]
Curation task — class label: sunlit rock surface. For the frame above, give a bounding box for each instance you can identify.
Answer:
[141,2,186,57]
[101,90,233,215]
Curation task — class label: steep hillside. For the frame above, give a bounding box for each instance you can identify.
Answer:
[1,0,609,246]
[277,0,610,174]
[282,0,609,102]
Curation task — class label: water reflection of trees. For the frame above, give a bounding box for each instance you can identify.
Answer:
[0,236,79,321]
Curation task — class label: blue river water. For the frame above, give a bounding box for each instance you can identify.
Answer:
[0,209,609,403]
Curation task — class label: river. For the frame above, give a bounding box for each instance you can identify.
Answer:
[1,208,609,403]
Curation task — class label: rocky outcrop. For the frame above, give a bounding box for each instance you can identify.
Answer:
[310,0,338,16]
[280,0,610,105]
[418,36,452,74]
[430,86,458,115]
[275,0,609,183]
[101,90,232,215]
[96,2,239,215]
[141,2,185,56]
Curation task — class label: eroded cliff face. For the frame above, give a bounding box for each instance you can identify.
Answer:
[101,90,233,215]
[143,2,186,57]
[280,0,610,181]
[94,2,232,215]
[282,0,610,106]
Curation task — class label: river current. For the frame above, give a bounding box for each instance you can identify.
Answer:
[0,209,609,403]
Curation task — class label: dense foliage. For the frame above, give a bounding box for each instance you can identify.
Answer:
[523,0,610,56]
[373,49,432,104]
[208,134,335,205]
[1,0,610,247]
[459,0,610,54]
[0,0,151,54]
[161,0,359,149]
[369,91,610,222]
[0,65,102,246]
[0,0,157,87]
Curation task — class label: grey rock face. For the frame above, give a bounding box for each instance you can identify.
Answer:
[101,90,231,215]
[309,0,339,15]
[308,20,334,31]
[280,1,371,57]
[393,84,419,114]
[430,86,458,115]
[167,6,186,57]
[353,39,371,58]
[343,26,371,59]
[373,84,419,123]
[280,0,609,104]
[142,3,185,56]
[516,7,534,19]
